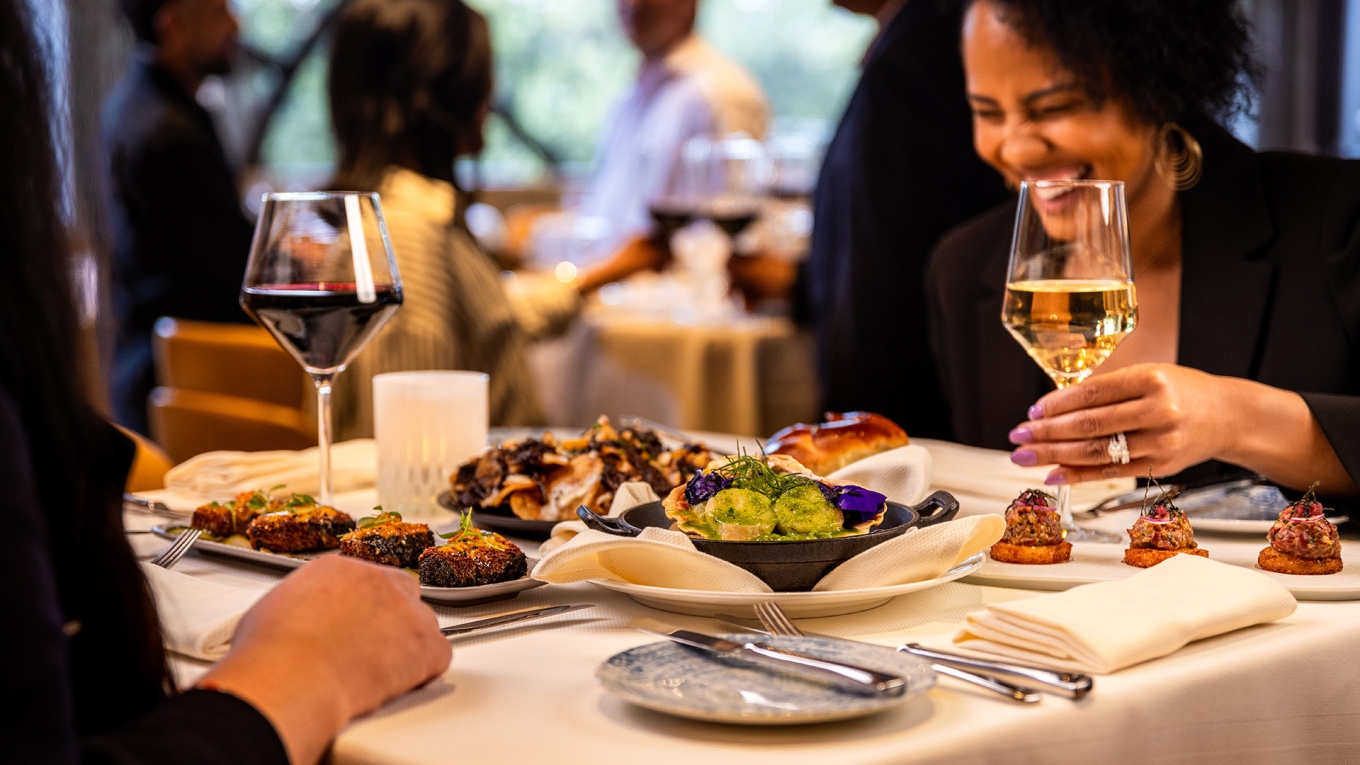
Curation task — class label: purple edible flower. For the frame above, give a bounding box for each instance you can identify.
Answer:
[818,482,887,526]
[685,471,732,506]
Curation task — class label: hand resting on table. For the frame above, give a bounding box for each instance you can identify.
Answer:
[198,555,452,765]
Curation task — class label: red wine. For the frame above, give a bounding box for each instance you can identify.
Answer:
[241,283,401,374]
[649,205,695,238]
[710,212,758,237]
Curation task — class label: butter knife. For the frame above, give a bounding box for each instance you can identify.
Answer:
[440,604,593,636]
[633,624,907,696]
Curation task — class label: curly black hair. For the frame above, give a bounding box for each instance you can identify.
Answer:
[967,0,1260,127]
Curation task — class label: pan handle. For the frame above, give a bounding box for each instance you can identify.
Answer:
[910,491,959,528]
[576,505,639,537]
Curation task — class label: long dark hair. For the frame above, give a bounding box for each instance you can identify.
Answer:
[328,0,493,192]
[0,0,171,733]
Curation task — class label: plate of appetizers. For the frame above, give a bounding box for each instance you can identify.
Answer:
[963,486,1360,601]
[152,492,544,606]
[595,634,935,724]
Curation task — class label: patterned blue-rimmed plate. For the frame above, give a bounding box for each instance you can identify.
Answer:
[595,635,935,724]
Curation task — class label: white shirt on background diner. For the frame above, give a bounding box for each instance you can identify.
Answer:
[577,33,769,257]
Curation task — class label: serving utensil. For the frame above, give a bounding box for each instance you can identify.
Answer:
[440,604,593,636]
[749,602,1043,704]
[631,618,906,697]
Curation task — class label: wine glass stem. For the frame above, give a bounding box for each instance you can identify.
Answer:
[313,373,334,505]
[1057,484,1076,531]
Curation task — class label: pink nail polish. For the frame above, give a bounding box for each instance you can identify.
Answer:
[1010,450,1038,467]
[1008,426,1033,444]
[1028,404,1044,420]
[1044,473,1066,486]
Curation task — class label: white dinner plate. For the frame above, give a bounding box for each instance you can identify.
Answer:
[595,635,934,725]
[150,525,546,606]
[963,538,1360,601]
[587,553,985,618]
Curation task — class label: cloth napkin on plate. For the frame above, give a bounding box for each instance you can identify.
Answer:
[539,481,660,556]
[953,554,1298,674]
[164,439,377,498]
[140,563,266,660]
[915,437,1134,511]
[533,513,1003,593]
[826,444,932,506]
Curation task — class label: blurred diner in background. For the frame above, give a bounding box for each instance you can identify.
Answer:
[12,0,1360,761]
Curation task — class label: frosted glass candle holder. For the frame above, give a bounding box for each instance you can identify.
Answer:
[374,371,488,519]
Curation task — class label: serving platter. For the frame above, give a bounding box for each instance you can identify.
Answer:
[436,491,559,540]
[963,531,1360,601]
[588,553,985,618]
[149,526,545,606]
[595,635,934,725]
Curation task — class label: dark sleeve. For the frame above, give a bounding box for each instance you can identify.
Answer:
[82,690,288,765]
[118,122,254,325]
[1304,158,1360,488]
[0,391,286,765]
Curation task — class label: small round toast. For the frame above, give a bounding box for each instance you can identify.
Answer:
[1258,547,1343,575]
[990,540,1072,564]
[1122,547,1208,568]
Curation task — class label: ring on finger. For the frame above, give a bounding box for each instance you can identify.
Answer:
[1106,432,1130,465]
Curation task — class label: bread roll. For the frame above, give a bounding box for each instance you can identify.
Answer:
[764,411,908,476]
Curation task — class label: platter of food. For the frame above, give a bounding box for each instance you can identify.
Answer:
[153,491,544,606]
[588,554,985,618]
[441,416,715,539]
[595,635,934,725]
[963,486,1360,601]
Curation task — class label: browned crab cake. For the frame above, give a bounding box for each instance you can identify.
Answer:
[191,490,279,538]
[340,518,435,568]
[418,526,527,587]
[246,503,356,552]
[990,540,1073,564]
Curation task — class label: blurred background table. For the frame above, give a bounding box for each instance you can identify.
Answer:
[529,306,819,438]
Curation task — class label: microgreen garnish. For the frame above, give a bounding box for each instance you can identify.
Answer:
[284,493,318,511]
[437,511,489,542]
[1138,475,1183,521]
[269,483,287,492]
[713,453,819,499]
[357,506,403,529]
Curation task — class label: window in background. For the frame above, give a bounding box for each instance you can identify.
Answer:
[235,0,875,190]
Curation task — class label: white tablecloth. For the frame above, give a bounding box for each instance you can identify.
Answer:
[124,500,1360,765]
[529,311,820,437]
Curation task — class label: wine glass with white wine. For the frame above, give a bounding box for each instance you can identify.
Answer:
[1001,180,1138,543]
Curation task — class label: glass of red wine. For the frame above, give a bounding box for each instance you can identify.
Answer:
[705,134,768,238]
[240,192,402,503]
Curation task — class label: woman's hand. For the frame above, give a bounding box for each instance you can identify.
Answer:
[1006,362,1355,494]
[199,555,452,765]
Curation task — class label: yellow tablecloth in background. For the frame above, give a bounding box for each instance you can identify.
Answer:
[529,311,819,437]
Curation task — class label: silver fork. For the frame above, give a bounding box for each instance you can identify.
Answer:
[150,528,203,569]
[751,601,1041,704]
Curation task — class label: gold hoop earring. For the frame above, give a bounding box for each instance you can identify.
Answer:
[1154,122,1203,191]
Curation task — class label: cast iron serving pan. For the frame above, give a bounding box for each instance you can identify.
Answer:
[575,491,960,592]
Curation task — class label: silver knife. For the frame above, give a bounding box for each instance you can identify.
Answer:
[440,604,593,636]
[633,623,907,697]
[714,614,1085,700]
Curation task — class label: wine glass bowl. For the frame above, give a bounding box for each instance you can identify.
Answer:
[241,192,403,502]
[1002,180,1137,543]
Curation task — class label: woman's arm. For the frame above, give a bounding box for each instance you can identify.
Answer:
[1007,363,1358,495]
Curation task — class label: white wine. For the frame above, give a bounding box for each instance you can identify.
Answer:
[1002,279,1138,387]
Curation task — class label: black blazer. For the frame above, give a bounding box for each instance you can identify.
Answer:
[802,0,1006,438]
[103,56,255,433]
[926,123,1360,488]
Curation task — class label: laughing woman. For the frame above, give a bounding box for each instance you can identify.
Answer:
[927,0,1360,496]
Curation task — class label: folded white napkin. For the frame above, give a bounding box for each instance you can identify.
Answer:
[916,437,1134,511]
[953,554,1297,674]
[539,481,659,556]
[533,513,1003,593]
[827,444,932,506]
[141,564,265,660]
[164,439,377,498]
